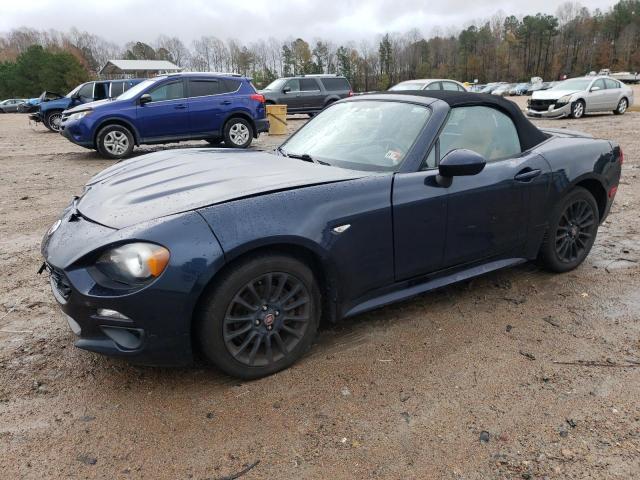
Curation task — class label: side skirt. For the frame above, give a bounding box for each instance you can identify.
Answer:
[343,258,527,318]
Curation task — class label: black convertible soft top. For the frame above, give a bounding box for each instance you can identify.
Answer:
[381,90,549,151]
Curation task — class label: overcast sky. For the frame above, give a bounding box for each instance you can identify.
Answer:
[1,0,620,45]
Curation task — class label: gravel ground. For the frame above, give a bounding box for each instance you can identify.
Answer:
[1,109,639,479]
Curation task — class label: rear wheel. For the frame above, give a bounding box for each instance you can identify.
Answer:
[538,187,599,273]
[223,117,253,148]
[614,98,628,115]
[570,100,585,119]
[45,110,63,132]
[96,124,134,159]
[197,254,320,379]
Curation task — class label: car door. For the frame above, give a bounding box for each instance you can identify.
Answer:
[187,78,226,136]
[281,79,304,111]
[604,78,622,109]
[298,78,323,110]
[586,79,607,111]
[137,79,190,140]
[437,106,550,267]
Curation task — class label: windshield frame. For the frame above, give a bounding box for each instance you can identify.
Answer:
[279,98,433,173]
[116,77,164,100]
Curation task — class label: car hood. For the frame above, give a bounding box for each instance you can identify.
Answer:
[532,89,580,100]
[77,149,367,229]
[64,99,115,113]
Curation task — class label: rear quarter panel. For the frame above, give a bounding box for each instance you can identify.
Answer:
[533,136,621,219]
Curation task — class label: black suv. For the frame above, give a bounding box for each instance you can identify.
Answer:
[261,75,352,115]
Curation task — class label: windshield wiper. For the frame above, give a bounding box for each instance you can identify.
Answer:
[277,148,330,166]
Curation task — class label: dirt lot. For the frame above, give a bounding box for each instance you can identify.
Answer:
[1,109,639,480]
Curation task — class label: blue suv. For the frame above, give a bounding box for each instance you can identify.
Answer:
[33,79,142,132]
[60,73,269,159]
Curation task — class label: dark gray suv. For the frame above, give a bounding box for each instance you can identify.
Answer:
[261,75,352,115]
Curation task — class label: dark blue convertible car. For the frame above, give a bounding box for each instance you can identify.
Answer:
[41,91,622,378]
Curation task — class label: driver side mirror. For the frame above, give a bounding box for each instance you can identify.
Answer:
[437,149,486,186]
[282,86,291,94]
[139,93,152,105]
[590,86,601,92]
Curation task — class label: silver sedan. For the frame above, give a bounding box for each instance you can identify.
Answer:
[527,76,634,119]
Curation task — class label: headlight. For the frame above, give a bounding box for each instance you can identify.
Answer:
[557,95,572,104]
[67,110,92,121]
[95,242,170,286]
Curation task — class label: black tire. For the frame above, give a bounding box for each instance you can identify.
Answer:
[569,100,585,119]
[197,253,321,379]
[206,137,223,146]
[95,124,134,159]
[45,110,63,132]
[613,97,628,115]
[538,187,599,273]
[223,117,253,148]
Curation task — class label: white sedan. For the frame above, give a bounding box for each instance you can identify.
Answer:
[389,79,468,92]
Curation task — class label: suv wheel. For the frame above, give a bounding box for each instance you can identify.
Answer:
[96,124,134,159]
[223,117,253,148]
[45,111,63,132]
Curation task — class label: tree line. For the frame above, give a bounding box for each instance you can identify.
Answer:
[0,0,639,97]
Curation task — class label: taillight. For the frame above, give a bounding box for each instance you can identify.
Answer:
[250,93,265,103]
[348,90,354,97]
[608,185,618,199]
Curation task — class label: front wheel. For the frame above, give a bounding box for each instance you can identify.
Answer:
[570,100,585,119]
[223,117,253,148]
[96,124,134,159]
[614,98,628,115]
[45,110,63,132]
[538,187,599,273]
[197,254,320,379]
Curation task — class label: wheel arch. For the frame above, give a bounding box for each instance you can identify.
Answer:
[323,95,341,106]
[93,117,141,147]
[191,239,341,336]
[572,176,608,221]
[222,110,258,137]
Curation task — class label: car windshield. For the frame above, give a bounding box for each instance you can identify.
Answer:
[280,100,431,172]
[389,82,427,91]
[66,85,81,98]
[117,78,161,100]
[551,79,592,91]
[263,78,288,91]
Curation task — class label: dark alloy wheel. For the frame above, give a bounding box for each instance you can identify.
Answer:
[197,254,320,379]
[539,187,599,272]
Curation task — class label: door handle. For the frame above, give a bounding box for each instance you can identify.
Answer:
[514,168,542,182]
[174,104,187,109]
[221,100,232,105]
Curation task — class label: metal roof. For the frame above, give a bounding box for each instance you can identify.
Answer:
[100,60,182,75]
